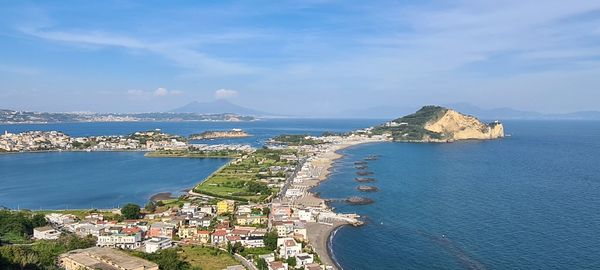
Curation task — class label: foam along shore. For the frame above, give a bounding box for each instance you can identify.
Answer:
[277,134,389,269]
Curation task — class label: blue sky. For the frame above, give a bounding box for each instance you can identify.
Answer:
[1,1,600,115]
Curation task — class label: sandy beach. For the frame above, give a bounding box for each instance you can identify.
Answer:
[296,136,388,269]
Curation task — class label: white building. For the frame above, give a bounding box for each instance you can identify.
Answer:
[97,233,142,249]
[277,238,302,259]
[33,226,61,240]
[144,237,173,253]
[295,253,314,267]
[45,213,77,225]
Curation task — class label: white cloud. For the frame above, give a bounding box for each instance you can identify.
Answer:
[214,89,238,99]
[154,87,168,96]
[21,28,256,76]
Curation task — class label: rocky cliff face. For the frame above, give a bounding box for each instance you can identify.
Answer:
[371,105,504,142]
[424,109,504,140]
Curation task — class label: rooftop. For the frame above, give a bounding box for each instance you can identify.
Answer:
[60,247,157,270]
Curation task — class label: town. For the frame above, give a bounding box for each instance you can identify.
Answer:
[0,131,390,270]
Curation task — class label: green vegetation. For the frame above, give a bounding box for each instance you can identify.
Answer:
[145,149,243,158]
[263,231,279,251]
[0,234,96,270]
[271,134,324,146]
[286,256,297,267]
[0,210,47,244]
[256,258,268,270]
[131,248,194,270]
[371,105,449,141]
[180,246,240,270]
[194,148,297,202]
[127,130,186,145]
[121,203,141,219]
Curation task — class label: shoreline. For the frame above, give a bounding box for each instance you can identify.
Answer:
[299,138,386,269]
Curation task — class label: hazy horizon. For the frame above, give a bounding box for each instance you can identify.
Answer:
[2,1,600,116]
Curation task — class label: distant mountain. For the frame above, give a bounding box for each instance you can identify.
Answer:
[170,100,271,116]
[445,103,600,120]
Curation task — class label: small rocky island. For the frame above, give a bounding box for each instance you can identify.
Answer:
[189,129,250,140]
[355,177,376,182]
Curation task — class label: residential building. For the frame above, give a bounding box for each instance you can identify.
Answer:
[97,232,142,249]
[211,230,227,245]
[33,226,61,240]
[217,200,235,215]
[277,238,302,259]
[268,261,288,270]
[197,230,210,243]
[147,222,175,238]
[144,237,172,253]
[295,253,314,267]
[236,214,268,226]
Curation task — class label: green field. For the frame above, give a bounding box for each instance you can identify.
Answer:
[181,246,240,270]
[194,148,297,202]
[145,149,244,158]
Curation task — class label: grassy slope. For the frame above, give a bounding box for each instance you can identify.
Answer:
[181,246,240,270]
[372,105,448,141]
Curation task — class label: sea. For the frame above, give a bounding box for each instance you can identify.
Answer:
[1,119,600,269]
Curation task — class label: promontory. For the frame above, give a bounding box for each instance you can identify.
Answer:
[371,105,504,142]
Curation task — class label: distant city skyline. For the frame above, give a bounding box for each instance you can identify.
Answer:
[1,1,600,116]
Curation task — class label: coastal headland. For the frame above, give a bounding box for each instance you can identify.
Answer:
[0,105,505,270]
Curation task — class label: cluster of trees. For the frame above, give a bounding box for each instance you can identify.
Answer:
[0,234,96,270]
[271,134,324,146]
[0,210,47,244]
[121,203,141,219]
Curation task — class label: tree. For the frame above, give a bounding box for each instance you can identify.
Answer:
[121,203,141,219]
[263,231,278,251]
[233,242,244,254]
[227,241,233,254]
[31,214,47,228]
[256,258,268,270]
[145,201,156,213]
[262,207,270,216]
[286,256,297,267]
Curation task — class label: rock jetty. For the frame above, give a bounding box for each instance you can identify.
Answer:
[357,185,379,192]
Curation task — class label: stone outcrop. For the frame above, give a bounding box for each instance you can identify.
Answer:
[424,109,504,140]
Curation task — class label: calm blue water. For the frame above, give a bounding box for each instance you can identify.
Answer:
[2,119,600,269]
[0,151,229,210]
[0,119,380,210]
[315,120,600,269]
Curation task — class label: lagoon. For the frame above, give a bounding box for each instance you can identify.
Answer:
[0,151,228,210]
